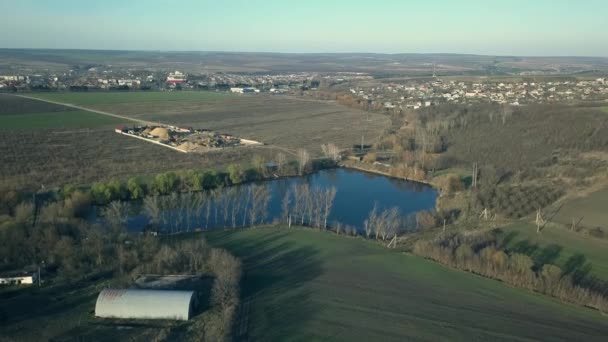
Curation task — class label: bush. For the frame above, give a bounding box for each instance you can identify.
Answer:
[227,164,244,185]
[416,211,437,230]
[152,172,179,195]
[107,180,128,200]
[127,177,147,199]
[181,170,203,192]
[90,182,112,204]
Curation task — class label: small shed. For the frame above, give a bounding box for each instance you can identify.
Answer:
[0,274,34,285]
[95,289,195,321]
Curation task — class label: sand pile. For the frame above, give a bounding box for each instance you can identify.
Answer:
[149,127,170,140]
[177,142,199,152]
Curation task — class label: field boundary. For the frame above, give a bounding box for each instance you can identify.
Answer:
[12,94,157,125]
[115,130,188,153]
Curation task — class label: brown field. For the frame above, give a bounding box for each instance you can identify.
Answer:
[73,94,389,154]
[0,93,388,190]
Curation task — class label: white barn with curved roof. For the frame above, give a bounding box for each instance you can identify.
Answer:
[95,289,195,321]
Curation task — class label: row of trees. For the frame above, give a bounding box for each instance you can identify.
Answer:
[89,170,224,205]
[363,204,401,240]
[280,184,336,229]
[79,149,334,206]
[138,183,272,233]
[413,233,608,312]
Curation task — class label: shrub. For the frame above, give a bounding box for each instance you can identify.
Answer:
[127,177,147,199]
[152,172,179,195]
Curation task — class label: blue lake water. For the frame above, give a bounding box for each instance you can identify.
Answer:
[118,168,438,232]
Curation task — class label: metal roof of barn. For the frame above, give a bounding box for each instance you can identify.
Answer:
[95,288,195,321]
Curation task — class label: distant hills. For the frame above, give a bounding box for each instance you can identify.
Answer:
[1,48,608,75]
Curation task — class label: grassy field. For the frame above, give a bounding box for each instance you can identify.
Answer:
[204,227,608,341]
[0,94,301,190]
[0,273,122,341]
[551,186,608,229]
[0,110,122,130]
[30,91,390,154]
[502,221,608,281]
[31,91,228,105]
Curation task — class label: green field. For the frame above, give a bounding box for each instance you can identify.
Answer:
[502,222,608,281]
[551,187,608,229]
[30,91,228,105]
[0,110,123,130]
[204,227,608,341]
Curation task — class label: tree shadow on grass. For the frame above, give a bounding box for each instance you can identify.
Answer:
[207,229,323,341]
[563,253,592,284]
[508,239,563,271]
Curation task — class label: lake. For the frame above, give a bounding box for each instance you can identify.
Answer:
[114,168,438,232]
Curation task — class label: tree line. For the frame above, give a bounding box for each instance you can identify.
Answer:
[413,232,608,313]
[280,184,337,229]
[139,183,272,234]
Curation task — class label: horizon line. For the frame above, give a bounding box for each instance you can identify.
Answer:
[1,47,607,59]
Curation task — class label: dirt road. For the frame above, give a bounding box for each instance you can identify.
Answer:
[13,94,158,125]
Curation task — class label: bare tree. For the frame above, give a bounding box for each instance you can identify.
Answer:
[297,148,311,175]
[229,188,242,228]
[194,192,206,229]
[104,200,130,233]
[304,185,314,225]
[292,184,303,225]
[276,152,287,174]
[248,184,270,226]
[219,188,232,225]
[143,196,161,226]
[312,187,323,228]
[383,207,401,240]
[364,203,378,238]
[205,191,212,229]
[241,186,251,227]
[185,193,199,232]
[258,184,271,224]
[281,189,292,226]
[322,187,337,229]
[321,143,341,162]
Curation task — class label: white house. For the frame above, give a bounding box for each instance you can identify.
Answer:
[0,274,35,285]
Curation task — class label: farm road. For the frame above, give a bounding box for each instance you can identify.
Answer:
[13,94,158,125]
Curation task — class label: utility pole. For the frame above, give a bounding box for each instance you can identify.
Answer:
[535,208,545,233]
[472,162,478,188]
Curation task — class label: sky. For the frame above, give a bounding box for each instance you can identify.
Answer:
[1,0,606,56]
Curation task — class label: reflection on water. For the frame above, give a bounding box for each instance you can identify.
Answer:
[103,169,438,232]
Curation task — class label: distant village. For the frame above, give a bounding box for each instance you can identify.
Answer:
[352,77,608,110]
[1,66,607,108]
[0,67,369,94]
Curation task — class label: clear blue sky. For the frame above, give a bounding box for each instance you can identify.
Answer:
[1,0,606,56]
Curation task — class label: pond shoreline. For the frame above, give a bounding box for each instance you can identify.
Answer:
[340,162,439,191]
[92,168,439,233]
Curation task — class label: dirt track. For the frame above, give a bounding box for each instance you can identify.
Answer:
[14,94,158,125]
